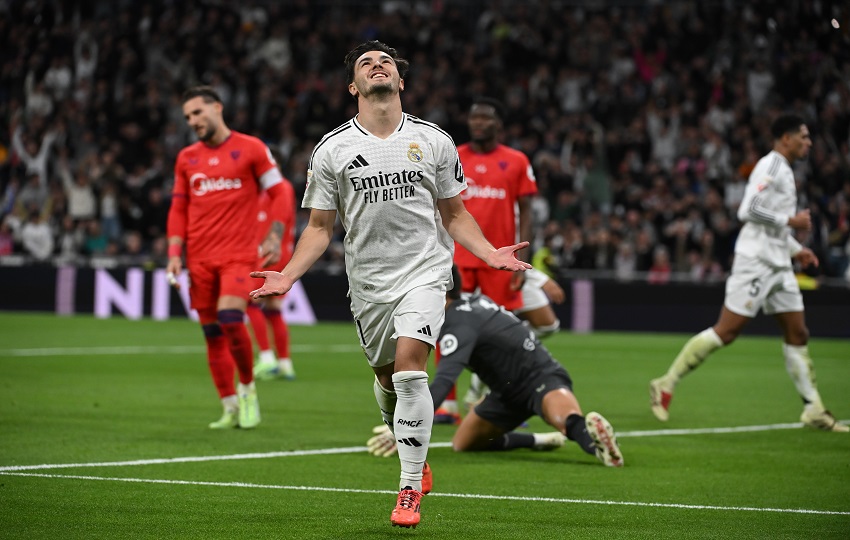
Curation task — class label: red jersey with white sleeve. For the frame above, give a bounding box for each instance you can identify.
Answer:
[169,132,282,262]
[255,177,296,272]
[454,143,538,268]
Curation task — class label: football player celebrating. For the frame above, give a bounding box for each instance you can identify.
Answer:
[249,41,531,528]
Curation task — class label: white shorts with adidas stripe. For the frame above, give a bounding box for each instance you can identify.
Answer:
[349,282,447,368]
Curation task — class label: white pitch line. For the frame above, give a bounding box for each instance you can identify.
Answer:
[0,344,362,357]
[616,422,809,437]
[6,419,849,474]
[0,471,846,516]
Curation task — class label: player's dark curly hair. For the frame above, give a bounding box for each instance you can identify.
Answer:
[344,40,409,84]
[771,114,805,139]
[181,85,222,105]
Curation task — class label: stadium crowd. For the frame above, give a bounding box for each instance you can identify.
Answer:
[1,0,849,283]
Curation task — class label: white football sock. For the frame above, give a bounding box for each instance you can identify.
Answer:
[258,349,276,365]
[664,327,724,386]
[221,395,238,414]
[373,375,397,429]
[392,371,433,491]
[783,343,823,410]
[532,319,560,339]
[237,381,256,395]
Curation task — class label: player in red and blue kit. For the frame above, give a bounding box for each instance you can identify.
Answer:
[247,172,298,381]
[436,97,539,423]
[166,86,287,429]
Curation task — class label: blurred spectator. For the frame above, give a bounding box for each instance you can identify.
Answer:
[83,220,108,255]
[614,240,637,281]
[99,182,122,241]
[138,185,169,243]
[20,210,54,261]
[16,174,49,214]
[11,123,57,187]
[647,245,672,285]
[0,0,846,286]
[58,154,97,223]
[0,218,15,256]
[56,215,84,262]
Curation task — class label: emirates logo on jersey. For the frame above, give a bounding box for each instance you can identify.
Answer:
[190,173,244,196]
[460,178,506,201]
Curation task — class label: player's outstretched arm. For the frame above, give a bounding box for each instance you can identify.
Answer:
[437,195,532,272]
[250,208,336,298]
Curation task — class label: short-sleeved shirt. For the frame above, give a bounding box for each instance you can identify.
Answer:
[172,132,280,262]
[255,178,296,272]
[433,293,566,406]
[454,143,537,268]
[304,114,466,303]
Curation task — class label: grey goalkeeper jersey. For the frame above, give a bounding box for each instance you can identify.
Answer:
[432,293,564,406]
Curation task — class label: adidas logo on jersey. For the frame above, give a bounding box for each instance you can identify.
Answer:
[417,325,432,337]
[347,154,369,170]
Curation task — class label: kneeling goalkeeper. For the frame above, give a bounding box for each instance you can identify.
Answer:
[368,266,623,468]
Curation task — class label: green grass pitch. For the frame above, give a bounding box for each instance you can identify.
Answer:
[1,313,848,539]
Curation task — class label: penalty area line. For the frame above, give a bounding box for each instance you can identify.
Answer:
[0,471,847,516]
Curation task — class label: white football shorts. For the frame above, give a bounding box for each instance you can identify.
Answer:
[349,282,447,368]
[724,254,804,317]
[515,267,550,314]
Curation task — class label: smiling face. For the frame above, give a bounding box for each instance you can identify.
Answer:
[348,50,404,100]
[182,96,223,143]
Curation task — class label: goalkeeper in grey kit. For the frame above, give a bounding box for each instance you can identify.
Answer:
[369,267,623,467]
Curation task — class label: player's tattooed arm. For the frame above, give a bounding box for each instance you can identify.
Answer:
[260,221,283,266]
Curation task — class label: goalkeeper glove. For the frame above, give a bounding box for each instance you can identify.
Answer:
[366,424,397,457]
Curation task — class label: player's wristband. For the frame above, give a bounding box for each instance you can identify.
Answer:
[168,244,182,258]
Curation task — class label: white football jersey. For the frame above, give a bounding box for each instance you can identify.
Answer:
[304,113,466,303]
[735,150,803,268]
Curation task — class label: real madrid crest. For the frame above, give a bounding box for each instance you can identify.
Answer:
[407,142,424,163]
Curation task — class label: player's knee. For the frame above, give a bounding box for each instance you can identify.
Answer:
[262,307,281,318]
[714,326,740,345]
[217,308,245,325]
[785,326,809,345]
[533,319,560,339]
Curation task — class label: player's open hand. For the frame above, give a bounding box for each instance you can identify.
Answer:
[487,242,533,272]
[249,271,293,299]
[367,424,397,457]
